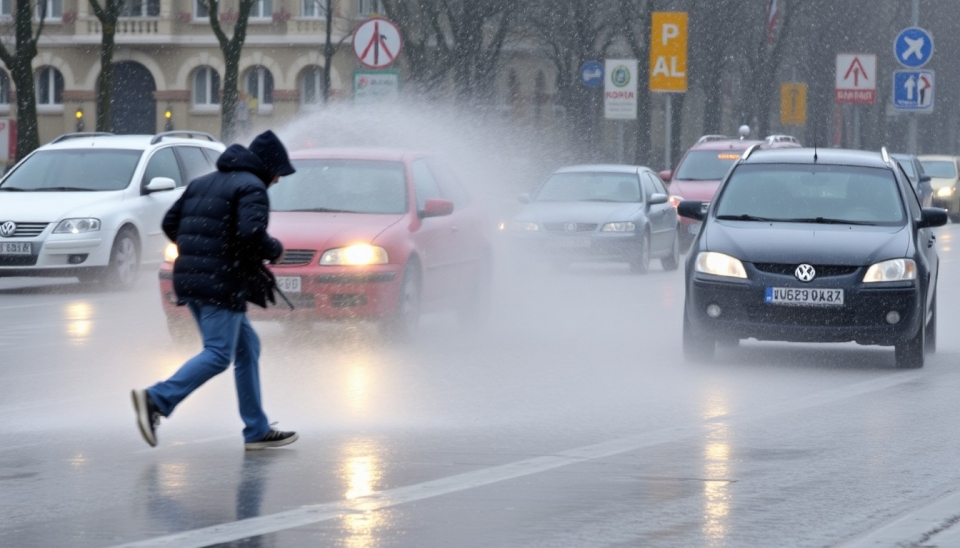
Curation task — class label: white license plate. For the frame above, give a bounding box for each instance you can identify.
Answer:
[766,287,844,306]
[275,276,301,293]
[0,242,30,255]
[553,237,590,248]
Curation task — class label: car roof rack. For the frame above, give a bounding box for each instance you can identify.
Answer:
[764,134,800,145]
[50,132,115,144]
[880,146,890,163]
[742,143,762,160]
[696,135,731,145]
[151,131,218,145]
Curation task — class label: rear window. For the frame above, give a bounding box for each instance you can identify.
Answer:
[919,160,956,179]
[536,172,641,203]
[269,159,407,215]
[0,149,142,191]
[715,164,905,226]
[674,150,742,181]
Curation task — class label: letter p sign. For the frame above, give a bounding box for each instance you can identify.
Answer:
[662,23,680,45]
[650,12,688,93]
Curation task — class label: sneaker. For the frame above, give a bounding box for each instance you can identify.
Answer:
[244,427,298,450]
[131,389,161,447]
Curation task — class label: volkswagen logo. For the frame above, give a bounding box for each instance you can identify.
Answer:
[564,223,578,233]
[0,221,15,238]
[795,264,816,282]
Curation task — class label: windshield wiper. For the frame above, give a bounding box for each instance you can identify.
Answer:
[716,214,776,222]
[0,187,27,191]
[778,217,875,226]
[284,208,355,213]
[34,186,96,192]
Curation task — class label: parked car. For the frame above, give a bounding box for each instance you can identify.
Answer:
[678,147,946,369]
[892,153,933,207]
[918,155,960,220]
[159,148,493,340]
[661,129,801,252]
[503,164,680,273]
[0,131,224,289]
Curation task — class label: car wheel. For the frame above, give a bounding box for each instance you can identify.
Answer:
[661,231,680,271]
[382,261,421,341]
[105,228,140,291]
[457,254,493,330]
[925,290,937,354]
[629,231,651,274]
[895,322,925,369]
[683,308,715,361]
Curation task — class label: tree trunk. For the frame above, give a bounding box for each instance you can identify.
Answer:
[221,45,241,143]
[11,59,38,158]
[96,24,117,132]
[322,2,333,103]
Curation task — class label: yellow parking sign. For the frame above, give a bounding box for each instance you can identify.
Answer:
[780,83,807,125]
[650,12,688,92]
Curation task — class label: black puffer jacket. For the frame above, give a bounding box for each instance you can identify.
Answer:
[162,144,284,311]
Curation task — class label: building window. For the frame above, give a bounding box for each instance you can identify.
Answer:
[120,0,160,17]
[251,0,272,19]
[245,66,273,107]
[193,66,220,106]
[357,0,382,17]
[0,0,12,18]
[36,0,62,19]
[194,0,208,19]
[301,66,323,106]
[301,0,327,18]
[0,71,9,105]
[36,67,63,105]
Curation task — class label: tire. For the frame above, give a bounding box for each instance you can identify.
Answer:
[683,308,715,361]
[457,254,493,330]
[661,231,681,271]
[895,322,925,369]
[629,231,651,274]
[382,262,421,341]
[925,290,937,354]
[104,228,140,291]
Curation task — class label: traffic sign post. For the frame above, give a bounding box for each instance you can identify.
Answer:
[780,83,807,125]
[835,54,876,104]
[894,27,933,68]
[893,70,934,113]
[580,61,603,88]
[352,17,403,70]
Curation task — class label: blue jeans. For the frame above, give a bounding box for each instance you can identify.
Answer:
[147,302,270,442]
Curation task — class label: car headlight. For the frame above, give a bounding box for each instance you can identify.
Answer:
[53,218,100,234]
[695,252,748,279]
[863,258,916,283]
[320,244,389,266]
[164,243,179,263]
[937,187,955,197]
[601,222,636,232]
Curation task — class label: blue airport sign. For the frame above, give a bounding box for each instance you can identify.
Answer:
[580,61,603,88]
[894,27,934,68]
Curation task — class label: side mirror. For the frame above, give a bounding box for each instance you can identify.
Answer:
[677,200,706,221]
[145,177,176,193]
[518,193,531,204]
[648,193,669,205]
[419,198,454,219]
[658,170,672,182]
[919,174,932,184]
[918,207,948,229]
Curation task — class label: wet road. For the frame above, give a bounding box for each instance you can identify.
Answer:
[3,227,960,547]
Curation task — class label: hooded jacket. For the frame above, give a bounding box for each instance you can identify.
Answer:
[162,143,284,311]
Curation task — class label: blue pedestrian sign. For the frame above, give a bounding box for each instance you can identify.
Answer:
[580,61,603,88]
[894,27,934,68]
[893,70,934,112]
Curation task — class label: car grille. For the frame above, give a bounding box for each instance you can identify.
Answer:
[0,255,37,266]
[266,293,315,309]
[745,304,861,326]
[1,222,49,238]
[753,263,860,277]
[276,250,315,265]
[543,223,598,232]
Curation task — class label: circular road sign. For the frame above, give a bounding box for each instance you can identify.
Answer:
[580,61,603,88]
[894,27,934,68]
[352,17,404,70]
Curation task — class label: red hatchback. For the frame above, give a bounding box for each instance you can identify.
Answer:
[159,148,492,339]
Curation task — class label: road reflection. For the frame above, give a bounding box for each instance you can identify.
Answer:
[63,301,94,346]
[339,437,387,548]
[701,387,732,545]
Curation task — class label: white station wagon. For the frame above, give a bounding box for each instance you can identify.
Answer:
[0,131,225,289]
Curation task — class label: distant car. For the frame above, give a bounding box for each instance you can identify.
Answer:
[892,153,933,207]
[918,155,960,220]
[503,164,680,273]
[679,147,946,369]
[159,148,492,340]
[661,130,801,252]
[0,131,224,289]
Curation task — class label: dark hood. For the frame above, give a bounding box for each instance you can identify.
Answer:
[216,144,272,184]
[705,221,910,266]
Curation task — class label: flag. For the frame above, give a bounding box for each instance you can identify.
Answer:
[767,0,779,44]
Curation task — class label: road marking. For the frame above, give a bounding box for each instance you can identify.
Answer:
[109,373,919,548]
[836,488,960,547]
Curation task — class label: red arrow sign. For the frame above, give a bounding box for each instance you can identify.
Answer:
[844,56,869,87]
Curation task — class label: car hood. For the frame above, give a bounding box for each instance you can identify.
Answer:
[928,176,957,189]
[0,191,124,221]
[668,179,723,201]
[268,212,405,250]
[515,201,642,223]
[705,221,909,266]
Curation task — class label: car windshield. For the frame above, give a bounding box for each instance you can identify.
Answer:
[895,159,917,181]
[269,159,407,214]
[715,164,905,226]
[919,160,957,179]
[0,149,142,191]
[674,150,743,181]
[536,172,641,202]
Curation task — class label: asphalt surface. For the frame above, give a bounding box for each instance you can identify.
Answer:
[3,227,960,547]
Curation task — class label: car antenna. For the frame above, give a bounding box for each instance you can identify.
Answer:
[813,114,819,162]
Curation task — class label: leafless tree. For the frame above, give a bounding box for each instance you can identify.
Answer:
[89,0,124,131]
[0,0,47,157]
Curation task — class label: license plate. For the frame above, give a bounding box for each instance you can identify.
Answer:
[766,287,844,306]
[553,237,590,248]
[275,276,301,293]
[0,242,30,255]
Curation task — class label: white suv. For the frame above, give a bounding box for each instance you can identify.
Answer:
[0,131,225,289]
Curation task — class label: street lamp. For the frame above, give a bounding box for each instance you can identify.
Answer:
[75,106,84,132]
[164,104,173,131]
